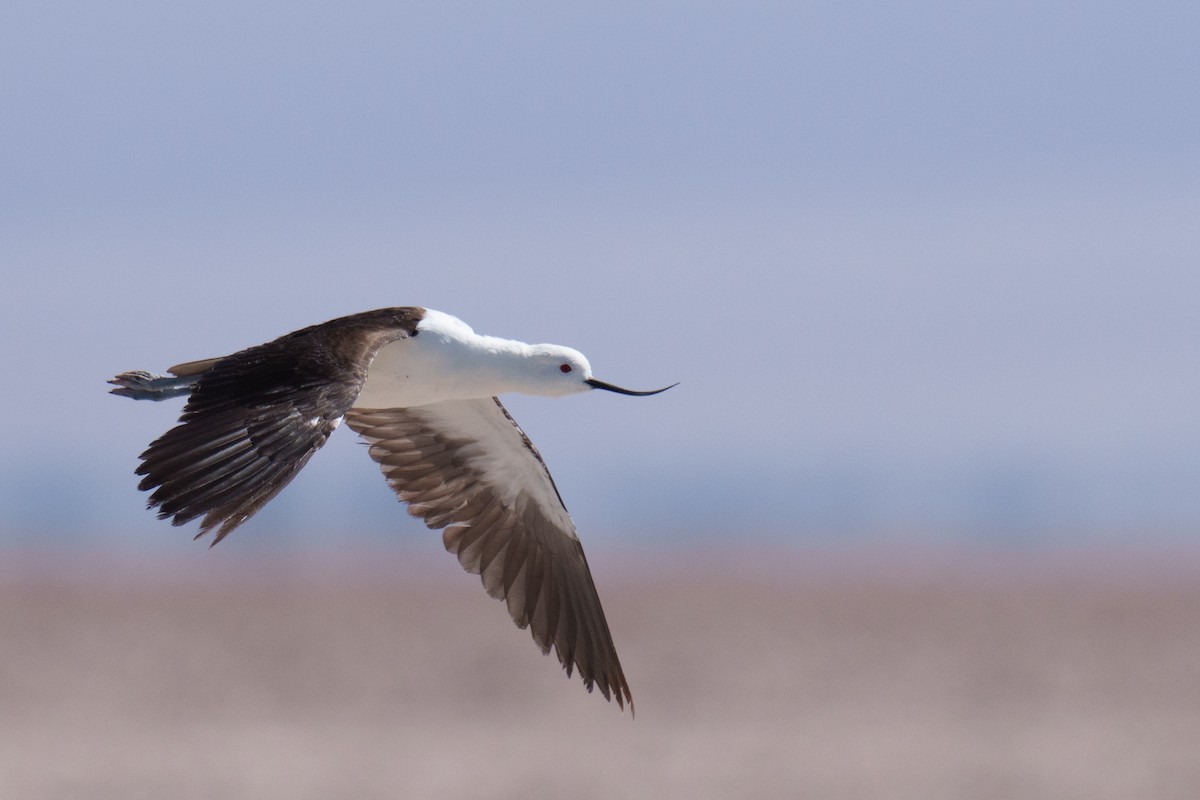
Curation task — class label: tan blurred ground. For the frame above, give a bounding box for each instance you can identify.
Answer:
[2,544,1199,800]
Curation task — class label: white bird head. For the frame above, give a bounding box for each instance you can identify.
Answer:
[525,344,677,399]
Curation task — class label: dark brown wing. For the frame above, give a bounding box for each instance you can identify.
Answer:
[134,308,422,543]
[345,398,633,712]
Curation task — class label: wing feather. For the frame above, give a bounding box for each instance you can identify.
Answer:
[345,398,633,711]
[130,309,419,543]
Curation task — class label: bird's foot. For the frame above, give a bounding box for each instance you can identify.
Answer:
[108,370,197,401]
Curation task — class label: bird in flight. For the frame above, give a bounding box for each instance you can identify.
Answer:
[109,307,675,712]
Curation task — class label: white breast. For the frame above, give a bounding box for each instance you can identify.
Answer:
[354,310,527,409]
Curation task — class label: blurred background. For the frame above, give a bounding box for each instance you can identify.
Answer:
[2,2,1199,798]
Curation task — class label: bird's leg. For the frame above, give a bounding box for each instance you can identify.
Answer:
[108,370,199,401]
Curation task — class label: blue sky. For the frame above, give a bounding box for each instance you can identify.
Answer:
[2,2,1199,549]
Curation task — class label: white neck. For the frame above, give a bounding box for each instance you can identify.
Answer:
[354,310,571,409]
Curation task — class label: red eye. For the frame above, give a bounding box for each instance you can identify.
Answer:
[560,364,572,373]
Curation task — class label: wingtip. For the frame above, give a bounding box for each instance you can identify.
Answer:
[618,682,635,717]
